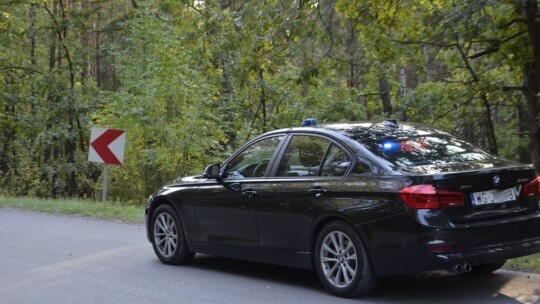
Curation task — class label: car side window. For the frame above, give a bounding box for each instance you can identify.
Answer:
[276,135,330,177]
[321,143,351,177]
[223,136,283,179]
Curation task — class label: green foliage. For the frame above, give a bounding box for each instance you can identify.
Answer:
[91,0,232,202]
[1,0,539,203]
[335,0,534,156]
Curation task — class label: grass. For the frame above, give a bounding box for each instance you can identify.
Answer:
[506,253,540,273]
[0,195,144,223]
[0,195,539,272]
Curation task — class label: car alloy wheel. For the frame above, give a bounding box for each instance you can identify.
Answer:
[154,212,178,258]
[320,231,358,288]
[151,204,194,265]
[315,221,378,297]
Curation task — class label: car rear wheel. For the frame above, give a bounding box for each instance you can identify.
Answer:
[151,204,194,265]
[468,261,506,275]
[314,221,378,297]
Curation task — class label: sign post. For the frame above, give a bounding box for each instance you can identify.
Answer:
[102,164,109,202]
[88,127,126,202]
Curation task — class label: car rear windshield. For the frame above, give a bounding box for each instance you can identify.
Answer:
[329,124,496,167]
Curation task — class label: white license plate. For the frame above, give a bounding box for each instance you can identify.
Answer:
[470,187,520,206]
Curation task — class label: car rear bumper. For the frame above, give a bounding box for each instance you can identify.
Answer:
[436,236,540,267]
[364,211,540,276]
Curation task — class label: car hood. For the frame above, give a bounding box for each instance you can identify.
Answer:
[168,175,207,186]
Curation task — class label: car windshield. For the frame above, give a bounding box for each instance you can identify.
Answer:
[328,123,496,168]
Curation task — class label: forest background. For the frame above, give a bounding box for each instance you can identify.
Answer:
[2,0,540,204]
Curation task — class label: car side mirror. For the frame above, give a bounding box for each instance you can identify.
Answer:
[203,164,221,180]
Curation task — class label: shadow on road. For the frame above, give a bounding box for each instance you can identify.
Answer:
[180,254,527,303]
[186,254,320,291]
[371,271,518,303]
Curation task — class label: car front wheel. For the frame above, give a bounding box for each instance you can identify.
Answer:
[151,204,194,265]
[314,220,378,297]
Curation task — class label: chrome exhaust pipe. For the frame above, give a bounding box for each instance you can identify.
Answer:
[452,262,472,274]
[463,262,472,273]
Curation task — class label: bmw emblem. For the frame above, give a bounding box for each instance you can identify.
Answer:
[493,175,501,187]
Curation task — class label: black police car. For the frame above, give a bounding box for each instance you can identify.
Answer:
[145,119,540,297]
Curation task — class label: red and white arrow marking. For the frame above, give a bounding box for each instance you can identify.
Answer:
[88,128,126,165]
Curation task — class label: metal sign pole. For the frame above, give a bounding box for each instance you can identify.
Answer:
[102,164,108,202]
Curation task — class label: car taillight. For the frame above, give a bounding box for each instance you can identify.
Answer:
[524,177,540,197]
[399,184,464,209]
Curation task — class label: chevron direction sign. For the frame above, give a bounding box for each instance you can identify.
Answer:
[88,127,126,165]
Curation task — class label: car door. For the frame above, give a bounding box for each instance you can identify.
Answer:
[256,134,353,252]
[194,135,285,248]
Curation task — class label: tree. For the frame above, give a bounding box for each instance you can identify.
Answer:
[1,0,540,202]
[336,0,538,164]
[516,0,540,172]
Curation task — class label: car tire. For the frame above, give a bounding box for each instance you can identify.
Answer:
[314,220,378,297]
[150,204,194,265]
[468,260,506,275]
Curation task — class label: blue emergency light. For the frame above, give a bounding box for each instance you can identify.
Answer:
[382,140,399,152]
[383,142,394,150]
[302,118,318,126]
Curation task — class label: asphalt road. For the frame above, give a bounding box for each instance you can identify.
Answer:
[0,208,539,304]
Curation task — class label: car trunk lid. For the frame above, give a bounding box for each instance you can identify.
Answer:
[401,161,538,224]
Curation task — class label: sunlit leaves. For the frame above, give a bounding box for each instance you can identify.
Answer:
[1,0,538,201]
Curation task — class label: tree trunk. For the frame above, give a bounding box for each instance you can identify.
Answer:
[519,0,540,172]
[518,102,532,163]
[219,0,236,143]
[399,67,408,121]
[95,10,102,88]
[0,80,16,176]
[81,1,89,85]
[481,95,498,155]
[522,62,540,171]
[258,68,268,133]
[44,0,58,186]
[378,76,393,116]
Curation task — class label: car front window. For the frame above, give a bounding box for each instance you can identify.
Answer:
[223,136,284,179]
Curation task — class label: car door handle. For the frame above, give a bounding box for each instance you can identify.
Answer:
[308,187,327,197]
[241,190,258,198]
